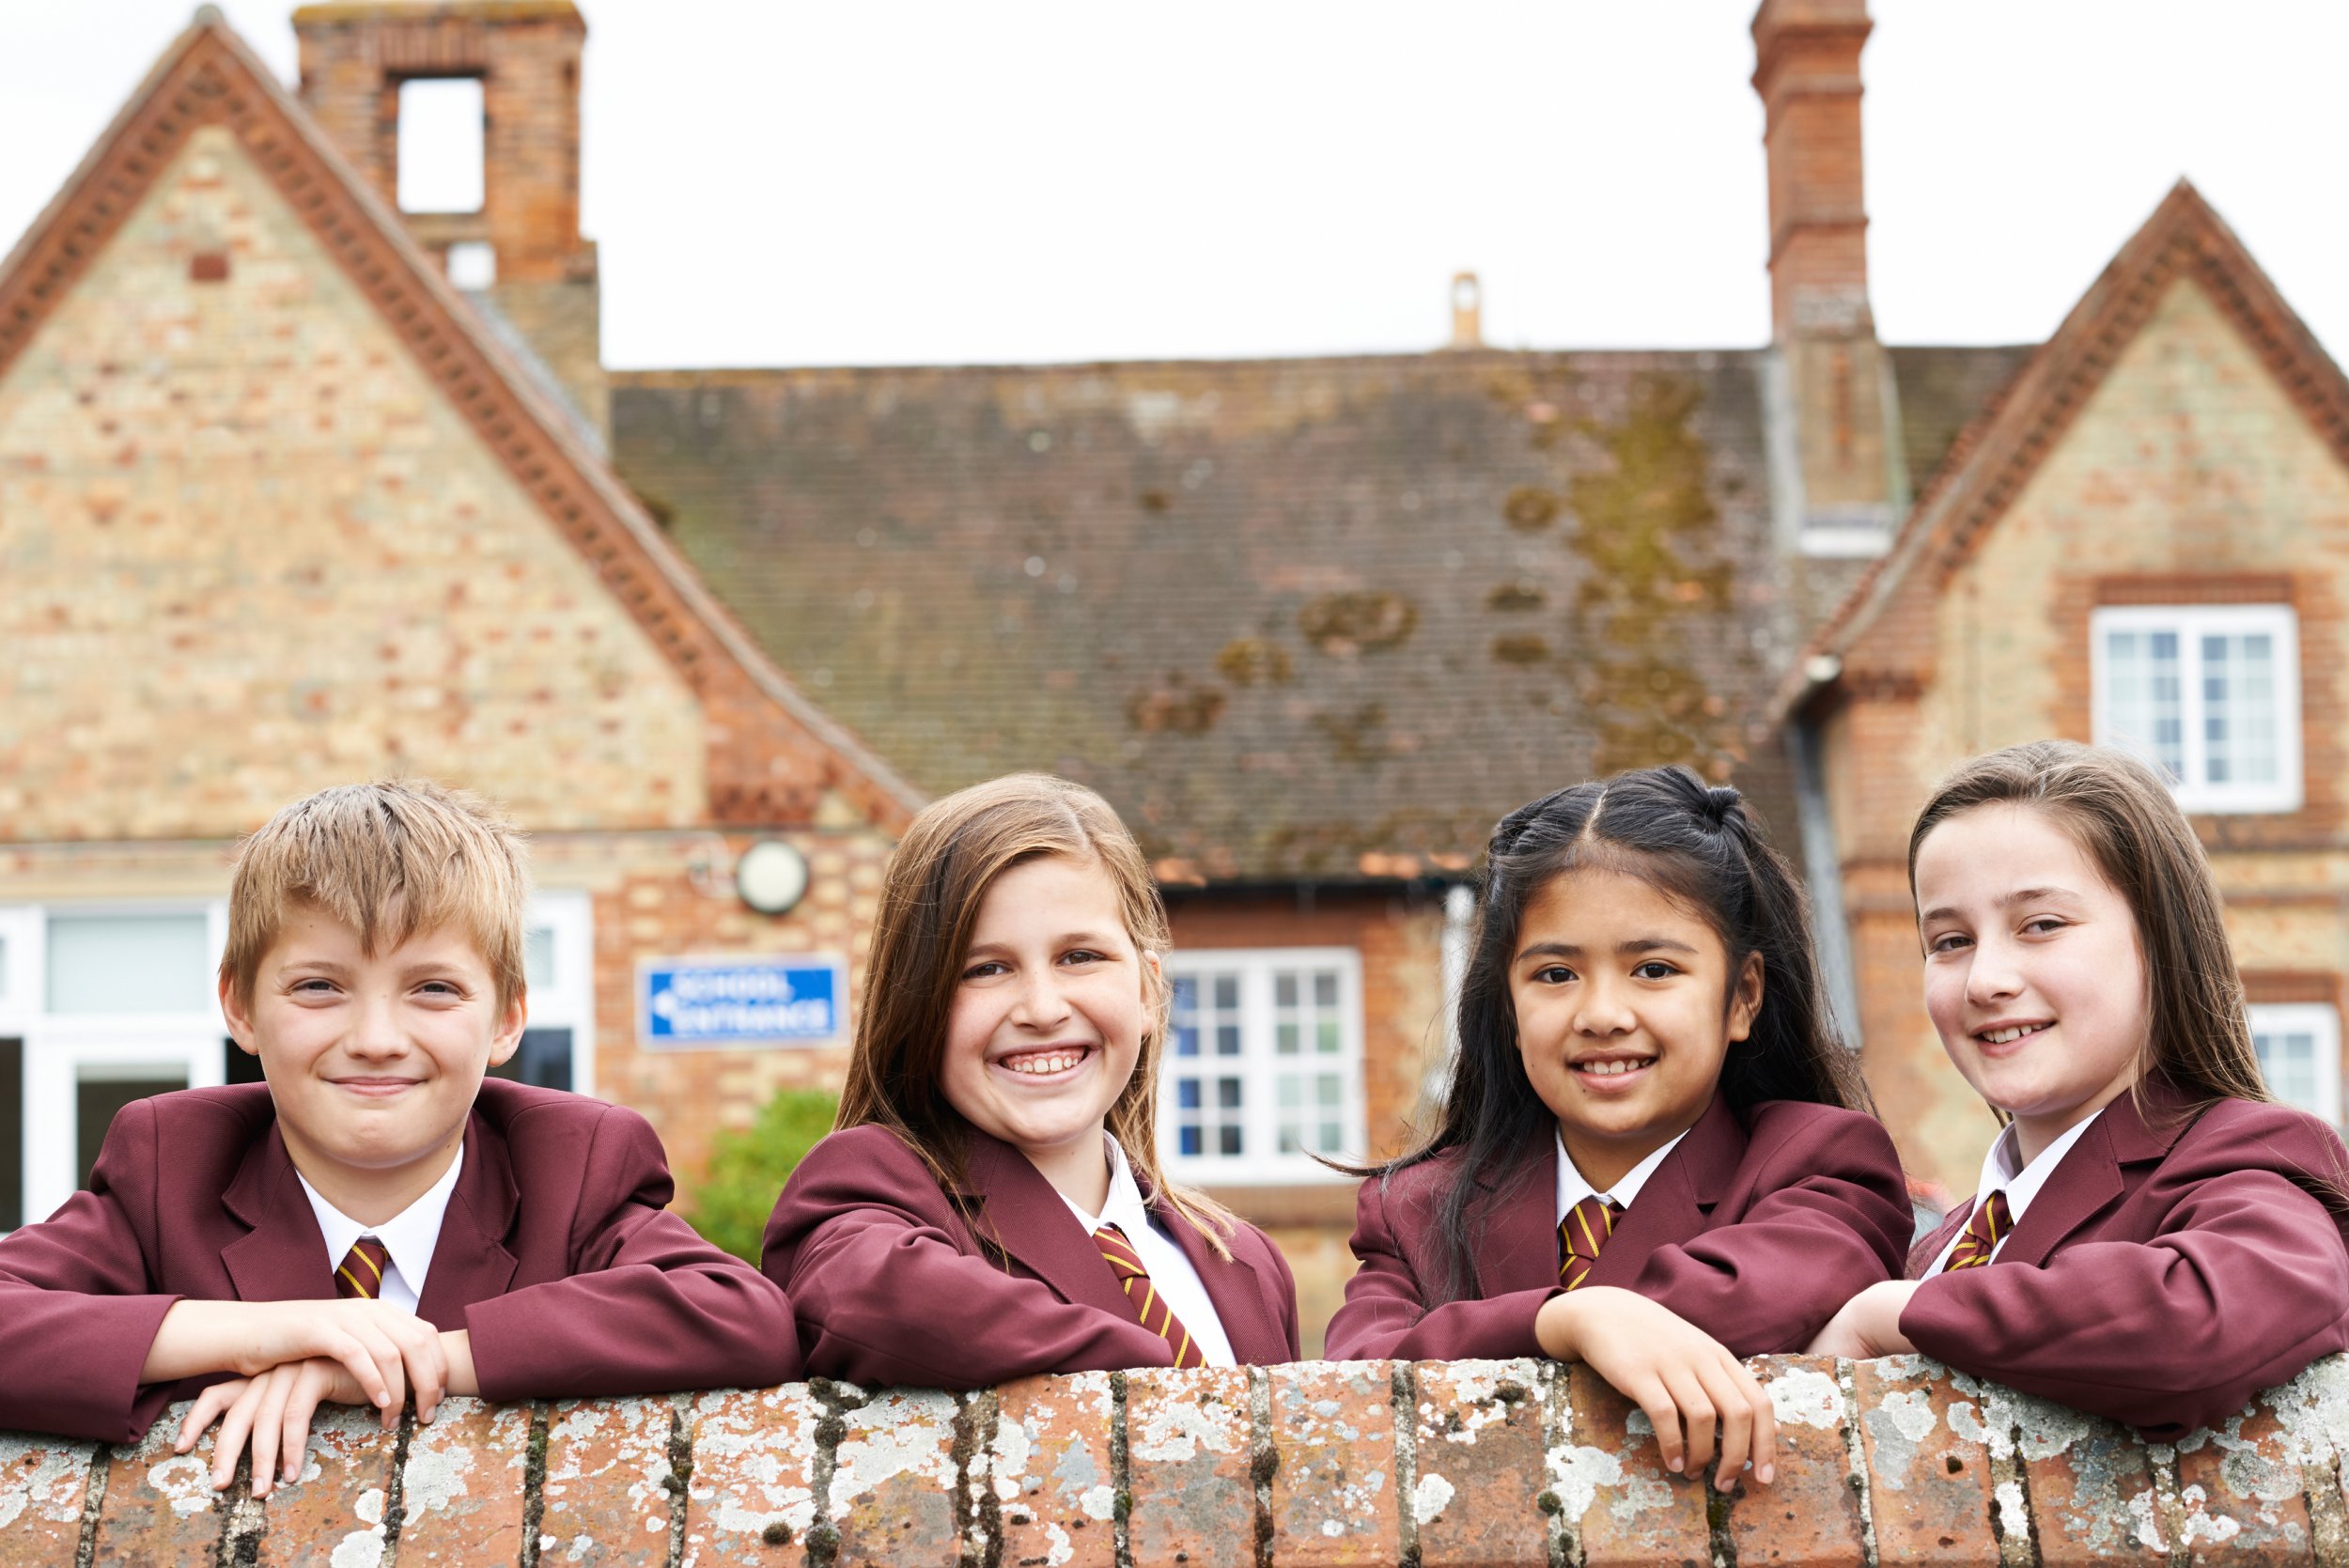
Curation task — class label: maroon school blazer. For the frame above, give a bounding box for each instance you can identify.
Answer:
[1325,1094,1910,1362]
[0,1080,799,1444]
[762,1124,1299,1389]
[1901,1080,2349,1439]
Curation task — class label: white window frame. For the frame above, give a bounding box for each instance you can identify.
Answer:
[1157,946,1365,1186]
[521,890,597,1100]
[1,893,598,1232]
[2090,603,2303,814]
[2249,1001,2341,1126]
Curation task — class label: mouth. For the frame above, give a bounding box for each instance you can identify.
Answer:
[1974,1021,2053,1048]
[990,1044,1097,1081]
[331,1078,422,1097]
[1569,1053,1657,1085]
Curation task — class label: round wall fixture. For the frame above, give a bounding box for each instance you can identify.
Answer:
[735,839,810,916]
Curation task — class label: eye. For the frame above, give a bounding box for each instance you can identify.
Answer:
[1530,964,1577,986]
[415,979,465,998]
[961,959,1008,982]
[2020,916,2069,938]
[1630,960,1681,981]
[1924,931,1971,955]
[1059,948,1109,967]
[289,977,338,995]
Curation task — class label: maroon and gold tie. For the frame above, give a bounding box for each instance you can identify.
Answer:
[1558,1195,1625,1291]
[1940,1191,2013,1272]
[1092,1222,1207,1369]
[335,1237,391,1300]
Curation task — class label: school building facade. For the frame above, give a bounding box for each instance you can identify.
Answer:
[6,0,2349,1337]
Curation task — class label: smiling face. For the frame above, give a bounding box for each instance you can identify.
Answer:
[1510,865,1762,1191]
[1913,802,2150,1163]
[221,900,524,1224]
[938,853,1152,1180]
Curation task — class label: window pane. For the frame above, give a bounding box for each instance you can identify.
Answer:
[1217,1077,1242,1110]
[1314,973,1338,1008]
[1275,973,1297,1008]
[489,1028,572,1092]
[1176,1078,1201,1110]
[2104,628,2184,781]
[48,913,211,1015]
[1316,1018,1341,1054]
[77,1070,186,1192]
[525,928,557,990]
[0,1037,19,1230]
[1179,1126,1202,1157]
[2202,632,2280,786]
[1215,1024,1241,1056]
[1213,976,1238,1011]
[1276,1021,1299,1055]
[2254,1028,2321,1114]
[1218,1126,1241,1157]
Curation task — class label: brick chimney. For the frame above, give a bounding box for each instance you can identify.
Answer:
[1751,0,1900,562]
[293,0,606,441]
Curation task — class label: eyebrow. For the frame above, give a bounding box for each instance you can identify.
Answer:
[1517,938,1700,961]
[1919,886,2084,924]
[966,932,1122,953]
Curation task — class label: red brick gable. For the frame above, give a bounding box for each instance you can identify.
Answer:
[1781,179,2349,714]
[0,11,920,832]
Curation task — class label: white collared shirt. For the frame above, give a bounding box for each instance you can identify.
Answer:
[1060,1137,1237,1368]
[297,1145,465,1313]
[1556,1127,1689,1223]
[1922,1110,2104,1274]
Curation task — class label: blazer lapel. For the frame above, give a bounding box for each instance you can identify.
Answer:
[1994,1087,2186,1269]
[1906,1201,1970,1279]
[1589,1094,1745,1290]
[1473,1130,1568,1296]
[1146,1182,1288,1365]
[415,1115,520,1330]
[221,1122,339,1301]
[956,1134,1135,1319]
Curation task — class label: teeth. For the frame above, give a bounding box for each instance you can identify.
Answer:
[1576,1059,1653,1077]
[1005,1050,1085,1076]
[1981,1024,2046,1045]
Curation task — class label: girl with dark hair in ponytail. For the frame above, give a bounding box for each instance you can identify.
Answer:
[1325,766,1910,1490]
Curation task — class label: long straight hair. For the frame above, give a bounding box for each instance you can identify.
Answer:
[835,772,1237,1257]
[1906,740,2270,1118]
[1367,764,1872,1307]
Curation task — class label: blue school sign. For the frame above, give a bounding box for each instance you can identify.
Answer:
[638,955,846,1048]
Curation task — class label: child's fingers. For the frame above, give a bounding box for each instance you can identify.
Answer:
[1661,1367,1719,1476]
[1700,1358,1752,1488]
[178,1379,239,1455]
[208,1382,266,1490]
[320,1330,393,1412]
[396,1323,447,1422]
[280,1369,329,1484]
[247,1370,294,1498]
[1624,1375,1688,1474]
[1739,1359,1778,1485]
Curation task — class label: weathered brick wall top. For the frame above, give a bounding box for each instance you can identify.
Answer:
[7,1354,2345,1565]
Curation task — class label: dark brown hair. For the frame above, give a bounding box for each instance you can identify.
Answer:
[1369,764,1874,1307]
[835,772,1237,1256]
[1906,739,2268,1114]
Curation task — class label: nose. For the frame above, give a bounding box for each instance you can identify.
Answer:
[1570,973,1636,1037]
[1964,933,2024,1008]
[1006,965,1072,1031]
[344,990,412,1061]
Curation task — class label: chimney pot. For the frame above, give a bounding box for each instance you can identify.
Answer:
[1449,272,1484,350]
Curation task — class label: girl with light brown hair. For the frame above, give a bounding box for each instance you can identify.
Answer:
[761,773,1299,1387]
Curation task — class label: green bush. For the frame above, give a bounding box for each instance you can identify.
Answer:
[684,1087,840,1265]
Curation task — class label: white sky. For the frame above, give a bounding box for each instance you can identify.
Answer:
[3,1,2345,370]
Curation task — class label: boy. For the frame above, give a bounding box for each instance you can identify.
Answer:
[0,781,798,1493]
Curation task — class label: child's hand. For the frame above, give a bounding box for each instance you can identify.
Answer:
[177,1358,368,1496]
[1803,1281,1920,1359]
[145,1298,449,1427]
[1534,1286,1777,1489]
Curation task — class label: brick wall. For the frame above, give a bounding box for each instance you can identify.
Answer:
[1825,274,2349,1190]
[0,123,701,841]
[12,1354,2344,1565]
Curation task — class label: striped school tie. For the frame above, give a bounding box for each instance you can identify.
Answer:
[1558,1195,1624,1291]
[1940,1191,2013,1272]
[335,1237,391,1300]
[1092,1222,1207,1369]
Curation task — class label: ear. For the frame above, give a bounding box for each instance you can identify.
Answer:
[218,971,261,1059]
[1726,952,1766,1044]
[486,987,528,1069]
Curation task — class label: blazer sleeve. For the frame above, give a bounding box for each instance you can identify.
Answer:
[1619,1109,1911,1357]
[465,1107,801,1401]
[1899,1163,2349,1439]
[1323,1173,1553,1362]
[0,1099,189,1443]
[762,1133,1184,1389]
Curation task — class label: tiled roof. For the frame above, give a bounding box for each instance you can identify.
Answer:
[612,350,1807,881]
[1888,345,2034,495]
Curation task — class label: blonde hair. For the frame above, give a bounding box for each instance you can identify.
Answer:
[221,780,532,1011]
[837,772,1239,1257]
